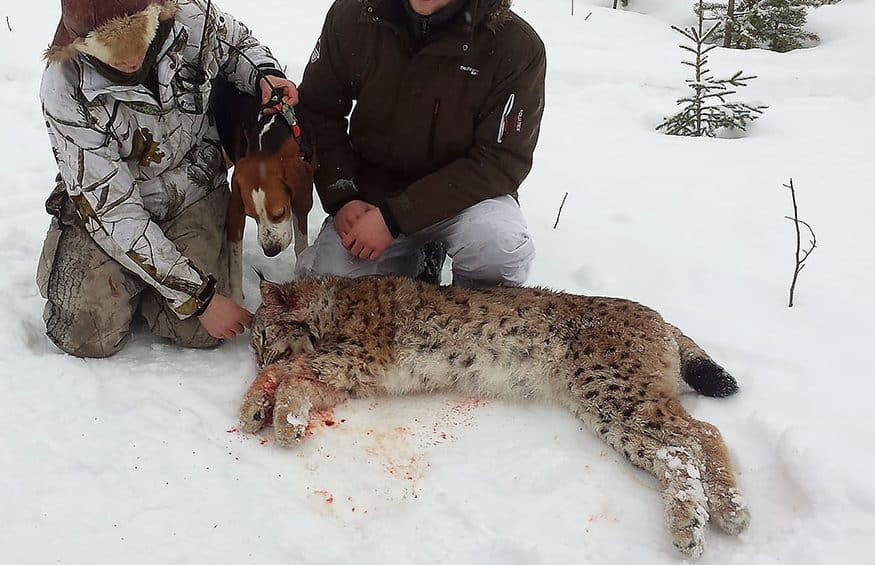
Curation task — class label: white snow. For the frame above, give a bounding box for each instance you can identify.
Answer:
[2,1,874,563]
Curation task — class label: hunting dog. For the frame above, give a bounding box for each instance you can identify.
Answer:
[211,78,314,258]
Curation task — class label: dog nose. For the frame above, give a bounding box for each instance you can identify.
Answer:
[263,246,281,258]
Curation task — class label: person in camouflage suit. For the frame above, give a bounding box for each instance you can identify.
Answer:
[37,0,298,358]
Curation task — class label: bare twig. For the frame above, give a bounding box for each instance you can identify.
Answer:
[571,0,574,16]
[585,11,593,21]
[784,178,817,307]
[6,16,11,32]
[553,192,569,230]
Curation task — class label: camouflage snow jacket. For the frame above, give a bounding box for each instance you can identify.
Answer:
[40,0,282,318]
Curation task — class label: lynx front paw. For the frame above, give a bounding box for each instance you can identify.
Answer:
[239,367,284,433]
[240,393,272,434]
[273,410,309,448]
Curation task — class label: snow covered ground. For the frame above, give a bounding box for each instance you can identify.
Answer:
[2,1,873,563]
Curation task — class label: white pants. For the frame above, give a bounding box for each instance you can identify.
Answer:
[295,196,535,287]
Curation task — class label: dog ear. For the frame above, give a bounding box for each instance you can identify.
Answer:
[282,147,316,198]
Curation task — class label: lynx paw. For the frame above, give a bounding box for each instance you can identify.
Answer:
[239,367,285,433]
[669,511,706,559]
[711,488,751,535]
[239,394,272,433]
[658,447,709,558]
[273,412,307,447]
[273,410,309,448]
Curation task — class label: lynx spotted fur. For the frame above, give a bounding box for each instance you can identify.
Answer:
[241,275,750,557]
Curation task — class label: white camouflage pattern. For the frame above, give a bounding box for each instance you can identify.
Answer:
[40,0,281,318]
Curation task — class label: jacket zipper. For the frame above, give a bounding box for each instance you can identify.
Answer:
[428,97,441,161]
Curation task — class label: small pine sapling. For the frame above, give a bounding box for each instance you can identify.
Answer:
[657,1,766,137]
[748,0,819,52]
[700,0,819,51]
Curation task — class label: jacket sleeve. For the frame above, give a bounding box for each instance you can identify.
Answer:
[208,2,285,93]
[384,39,547,235]
[297,3,361,216]
[41,84,213,319]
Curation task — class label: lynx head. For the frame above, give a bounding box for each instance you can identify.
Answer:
[250,278,317,367]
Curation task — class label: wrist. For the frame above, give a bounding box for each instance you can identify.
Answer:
[193,275,218,317]
[377,202,401,238]
[328,194,359,217]
[259,68,287,81]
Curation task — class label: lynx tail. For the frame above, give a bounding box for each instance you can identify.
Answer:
[675,331,739,398]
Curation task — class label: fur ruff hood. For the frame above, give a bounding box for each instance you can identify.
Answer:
[483,0,513,32]
[44,0,179,64]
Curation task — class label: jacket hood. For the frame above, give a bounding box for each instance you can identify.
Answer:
[44,0,179,65]
[483,0,513,32]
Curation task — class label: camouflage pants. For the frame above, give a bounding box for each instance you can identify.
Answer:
[36,186,240,358]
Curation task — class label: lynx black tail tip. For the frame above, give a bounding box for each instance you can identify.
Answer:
[682,358,739,398]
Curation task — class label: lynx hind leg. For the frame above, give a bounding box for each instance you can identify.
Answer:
[589,415,711,558]
[569,370,711,556]
[240,362,290,433]
[692,420,750,535]
[273,376,349,447]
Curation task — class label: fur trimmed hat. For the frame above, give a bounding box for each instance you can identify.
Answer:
[44,0,179,64]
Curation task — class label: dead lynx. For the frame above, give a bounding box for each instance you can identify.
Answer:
[240,275,749,557]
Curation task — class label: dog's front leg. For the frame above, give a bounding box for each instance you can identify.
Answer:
[227,239,244,304]
[226,179,246,304]
[292,213,308,257]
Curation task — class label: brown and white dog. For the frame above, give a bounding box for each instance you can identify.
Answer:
[211,79,314,259]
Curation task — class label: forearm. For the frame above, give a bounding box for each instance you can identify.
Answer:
[212,4,284,93]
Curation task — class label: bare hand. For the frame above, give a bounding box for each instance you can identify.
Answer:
[198,294,253,340]
[259,76,299,109]
[334,200,376,236]
[341,208,394,261]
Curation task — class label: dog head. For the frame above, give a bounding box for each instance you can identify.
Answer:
[232,114,315,257]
